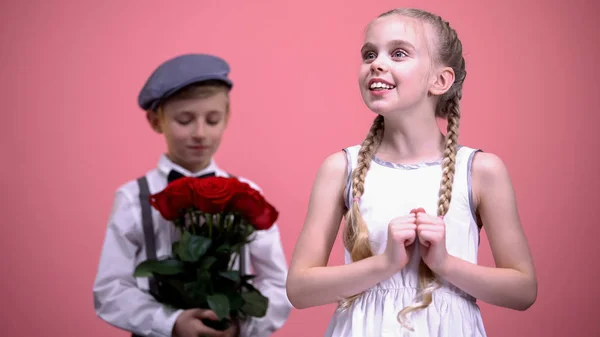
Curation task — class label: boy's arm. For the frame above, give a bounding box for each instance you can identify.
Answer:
[93,189,183,337]
[239,224,292,337]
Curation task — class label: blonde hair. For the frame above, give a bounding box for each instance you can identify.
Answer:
[339,8,467,330]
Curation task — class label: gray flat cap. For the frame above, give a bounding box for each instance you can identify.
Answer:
[138,53,233,111]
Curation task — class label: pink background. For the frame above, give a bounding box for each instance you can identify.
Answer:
[2,0,599,336]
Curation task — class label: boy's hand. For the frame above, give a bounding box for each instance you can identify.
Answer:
[222,318,240,337]
[172,309,229,337]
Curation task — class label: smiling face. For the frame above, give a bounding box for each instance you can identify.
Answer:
[358,14,437,116]
[147,82,230,172]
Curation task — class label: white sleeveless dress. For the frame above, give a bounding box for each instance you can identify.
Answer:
[324,145,487,337]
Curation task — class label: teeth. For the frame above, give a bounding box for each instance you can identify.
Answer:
[370,82,395,90]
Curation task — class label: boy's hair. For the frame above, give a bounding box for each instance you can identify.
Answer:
[339,8,467,330]
[153,80,232,114]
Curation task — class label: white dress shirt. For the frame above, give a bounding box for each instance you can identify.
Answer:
[93,154,292,337]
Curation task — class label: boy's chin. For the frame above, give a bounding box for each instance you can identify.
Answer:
[170,153,212,172]
[184,157,211,169]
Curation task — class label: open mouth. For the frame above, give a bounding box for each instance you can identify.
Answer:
[369,81,396,91]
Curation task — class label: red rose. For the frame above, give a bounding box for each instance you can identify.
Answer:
[228,188,279,230]
[150,178,195,220]
[190,176,243,214]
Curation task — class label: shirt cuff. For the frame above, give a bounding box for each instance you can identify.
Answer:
[151,308,184,337]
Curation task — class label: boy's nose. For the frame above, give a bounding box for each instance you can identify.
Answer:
[193,122,206,138]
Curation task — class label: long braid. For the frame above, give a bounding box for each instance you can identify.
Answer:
[338,114,384,309]
[437,95,461,216]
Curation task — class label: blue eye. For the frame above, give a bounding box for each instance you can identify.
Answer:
[362,51,376,60]
[393,50,407,58]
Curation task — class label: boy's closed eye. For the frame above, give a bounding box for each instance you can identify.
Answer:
[205,111,224,125]
[173,111,194,125]
[173,111,223,126]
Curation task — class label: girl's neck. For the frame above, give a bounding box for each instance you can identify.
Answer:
[376,111,445,165]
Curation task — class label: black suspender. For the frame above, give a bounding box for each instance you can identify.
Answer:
[136,176,159,297]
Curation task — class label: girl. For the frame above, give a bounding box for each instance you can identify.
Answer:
[286,8,537,337]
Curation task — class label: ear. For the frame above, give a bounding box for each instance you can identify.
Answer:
[222,102,231,126]
[429,66,455,96]
[146,110,163,134]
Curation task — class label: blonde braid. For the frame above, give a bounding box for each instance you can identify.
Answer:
[338,114,385,309]
[437,95,461,216]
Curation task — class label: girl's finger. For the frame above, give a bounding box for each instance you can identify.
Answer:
[417,215,445,226]
[418,230,443,245]
[416,224,442,232]
[410,207,426,215]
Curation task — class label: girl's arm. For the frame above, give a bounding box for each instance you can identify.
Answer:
[286,151,397,309]
[438,152,537,311]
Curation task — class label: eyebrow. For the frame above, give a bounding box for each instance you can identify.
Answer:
[360,39,416,54]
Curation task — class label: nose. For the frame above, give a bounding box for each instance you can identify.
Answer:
[370,56,388,72]
[192,121,206,139]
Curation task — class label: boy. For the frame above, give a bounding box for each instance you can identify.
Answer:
[93,54,292,337]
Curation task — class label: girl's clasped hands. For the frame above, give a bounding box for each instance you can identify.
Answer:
[383,207,450,274]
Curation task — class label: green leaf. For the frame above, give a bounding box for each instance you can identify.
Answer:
[241,291,269,318]
[184,280,208,300]
[190,269,212,296]
[156,279,189,308]
[228,293,244,312]
[133,259,184,277]
[216,244,231,253]
[207,294,230,320]
[218,271,240,282]
[196,269,211,283]
[176,231,192,261]
[177,232,212,262]
[199,256,217,270]
[188,235,211,260]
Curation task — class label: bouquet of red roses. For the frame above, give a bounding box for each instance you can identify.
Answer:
[133,176,279,331]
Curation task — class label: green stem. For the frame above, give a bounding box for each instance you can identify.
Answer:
[185,210,194,235]
[215,213,222,229]
[205,213,213,239]
[225,214,233,232]
[195,211,202,234]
